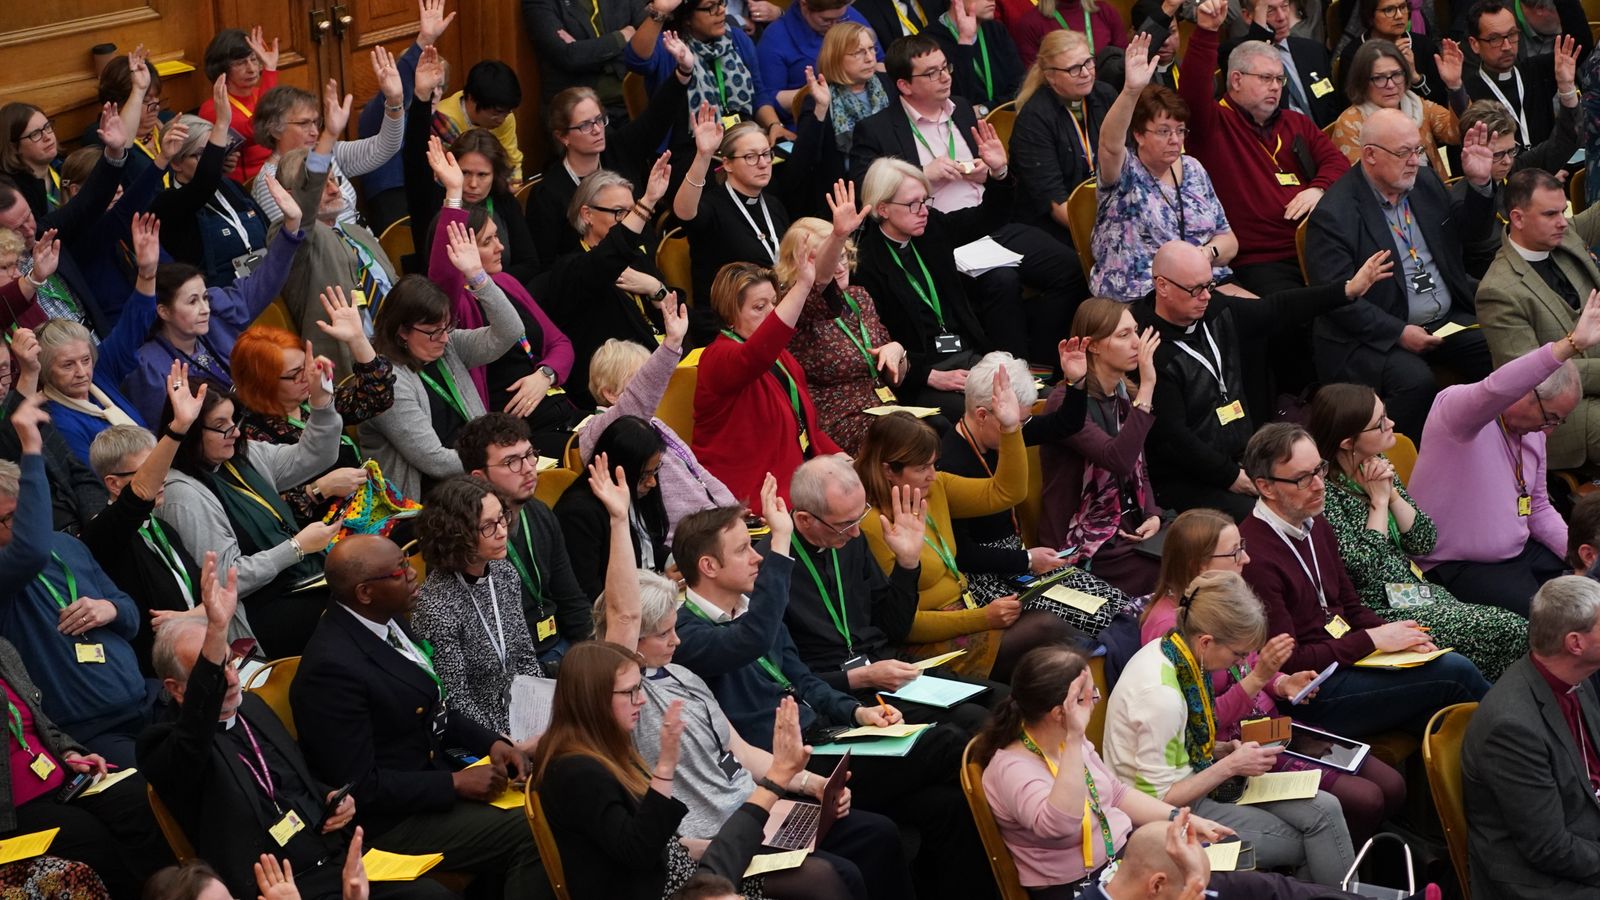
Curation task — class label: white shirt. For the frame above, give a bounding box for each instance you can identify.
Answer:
[1510,237,1552,262]
[901,98,983,213]
[339,604,430,670]
[1252,498,1313,541]
[684,588,748,623]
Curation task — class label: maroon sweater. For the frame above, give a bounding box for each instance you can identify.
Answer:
[1238,511,1385,672]
[1178,28,1350,267]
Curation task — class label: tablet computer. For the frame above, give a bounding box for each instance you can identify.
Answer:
[1283,723,1370,773]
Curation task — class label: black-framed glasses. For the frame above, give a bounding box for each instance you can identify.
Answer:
[694,0,729,11]
[1361,414,1394,433]
[639,463,663,481]
[489,447,541,473]
[202,421,241,439]
[614,684,645,702]
[911,62,956,80]
[142,98,164,113]
[729,149,776,165]
[1211,539,1248,562]
[1044,58,1095,78]
[1365,143,1425,161]
[1239,70,1289,86]
[279,366,305,382]
[108,469,138,479]
[1368,70,1406,87]
[1534,390,1567,428]
[20,120,53,144]
[584,204,631,223]
[478,514,509,538]
[1265,460,1330,490]
[807,507,870,536]
[1375,1,1409,14]
[1476,30,1520,47]
[408,321,455,343]
[886,197,932,214]
[1160,275,1217,297]
[1491,145,1521,163]
[566,113,610,134]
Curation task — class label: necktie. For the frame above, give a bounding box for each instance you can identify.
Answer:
[335,224,390,318]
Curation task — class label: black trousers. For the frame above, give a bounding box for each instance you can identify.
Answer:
[1231,259,1315,406]
[1356,315,1492,439]
[1428,538,1568,618]
[8,773,173,900]
[1151,474,1257,522]
[373,801,548,900]
[976,223,1088,368]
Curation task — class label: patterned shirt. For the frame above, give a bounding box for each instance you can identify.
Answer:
[1090,154,1232,301]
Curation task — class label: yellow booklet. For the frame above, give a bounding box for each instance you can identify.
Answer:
[744,849,810,877]
[1432,322,1481,339]
[362,850,444,881]
[864,405,942,418]
[1236,770,1320,805]
[1356,648,1454,669]
[1042,584,1108,615]
[831,723,930,741]
[912,649,966,670]
[79,767,138,798]
[1203,841,1241,871]
[0,828,58,866]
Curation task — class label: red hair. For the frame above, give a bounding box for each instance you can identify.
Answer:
[231,326,302,415]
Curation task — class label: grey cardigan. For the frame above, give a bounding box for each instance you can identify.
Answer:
[358,276,523,501]
[0,637,86,833]
[254,110,405,226]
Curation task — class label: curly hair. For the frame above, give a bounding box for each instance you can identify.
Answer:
[417,476,511,573]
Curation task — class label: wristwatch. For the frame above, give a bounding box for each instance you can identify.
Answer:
[536,364,558,384]
[651,285,671,303]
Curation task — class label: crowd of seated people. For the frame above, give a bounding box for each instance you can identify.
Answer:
[11,0,1600,894]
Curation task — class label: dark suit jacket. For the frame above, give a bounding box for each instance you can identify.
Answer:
[1464,57,1559,146]
[1229,24,1343,128]
[1462,655,1600,899]
[854,0,952,49]
[848,95,981,189]
[928,19,1026,111]
[290,605,503,838]
[1304,163,1494,383]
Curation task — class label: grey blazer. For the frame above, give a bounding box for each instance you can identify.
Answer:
[0,637,86,833]
[1462,654,1600,898]
[357,277,522,501]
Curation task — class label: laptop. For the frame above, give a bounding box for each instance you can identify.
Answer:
[761,752,850,851]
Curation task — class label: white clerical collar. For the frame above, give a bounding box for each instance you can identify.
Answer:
[221,714,237,730]
[685,588,747,623]
[1252,499,1313,541]
[880,225,911,249]
[1510,237,1551,262]
[1496,68,1515,81]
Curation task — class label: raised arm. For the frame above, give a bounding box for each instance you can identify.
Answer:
[1098,32,1154,187]
[673,104,725,222]
[130,362,206,503]
[595,452,643,650]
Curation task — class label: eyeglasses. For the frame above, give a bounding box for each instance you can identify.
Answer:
[806,507,871,536]
[614,684,645,702]
[1211,539,1248,562]
[1144,126,1189,140]
[1160,275,1217,297]
[1534,390,1567,428]
[1375,2,1409,14]
[584,204,631,222]
[1044,58,1096,78]
[286,116,322,130]
[1476,30,1520,47]
[911,62,956,80]
[1239,70,1289,86]
[1265,460,1330,490]
[1361,414,1394,433]
[202,421,241,439]
[729,149,776,165]
[478,514,509,538]
[1491,145,1521,163]
[278,367,305,382]
[489,447,541,473]
[360,564,413,585]
[0,512,12,530]
[1367,70,1407,87]
[886,197,932,214]
[1365,143,1425,161]
[639,463,663,481]
[695,0,729,10]
[108,469,139,479]
[845,46,876,60]
[20,120,53,144]
[408,321,455,343]
[566,113,610,135]
[142,98,164,113]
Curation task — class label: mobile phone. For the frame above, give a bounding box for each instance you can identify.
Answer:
[56,771,94,803]
[320,782,355,827]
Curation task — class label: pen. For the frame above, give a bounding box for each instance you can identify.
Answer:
[876,693,889,716]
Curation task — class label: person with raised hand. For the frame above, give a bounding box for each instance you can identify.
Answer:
[0,228,59,335]
[624,0,780,144]
[197,25,282,184]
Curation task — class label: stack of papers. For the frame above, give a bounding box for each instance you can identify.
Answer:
[1236,770,1321,805]
[812,729,927,757]
[0,828,57,865]
[1355,648,1454,669]
[744,849,810,877]
[884,674,988,708]
[831,723,929,741]
[953,236,1025,276]
[864,405,942,418]
[362,849,445,881]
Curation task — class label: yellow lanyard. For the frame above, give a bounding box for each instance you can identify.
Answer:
[223,462,286,525]
[1219,99,1287,173]
[1021,727,1114,870]
[1066,104,1095,173]
[228,94,255,120]
[894,0,929,34]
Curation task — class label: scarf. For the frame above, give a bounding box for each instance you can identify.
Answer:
[687,35,756,120]
[1159,629,1216,777]
[204,459,321,583]
[830,79,891,155]
[1060,382,1148,564]
[1357,93,1439,166]
[42,384,136,427]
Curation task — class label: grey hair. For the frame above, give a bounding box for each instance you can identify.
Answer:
[253,85,316,152]
[790,455,862,516]
[1226,40,1280,78]
[36,319,98,385]
[567,170,634,236]
[0,459,17,500]
[88,425,156,479]
[163,114,211,161]
[1537,359,1580,399]
[151,617,208,682]
[964,351,1037,415]
[592,569,683,637]
[1529,575,1600,656]
[1242,422,1313,483]
[862,158,929,218]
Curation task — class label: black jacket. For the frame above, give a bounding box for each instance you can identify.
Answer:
[848,94,981,189]
[1009,82,1116,239]
[510,499,594,650]
[81,488,202,677]
[854,0,952,49]
[552,477,668,598]
[928,19,1027,112]
[784,533,922,690]
[0,390,107,535]
[1464,57,1560,147]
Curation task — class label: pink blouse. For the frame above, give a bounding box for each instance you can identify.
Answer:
[981,742,1134,888]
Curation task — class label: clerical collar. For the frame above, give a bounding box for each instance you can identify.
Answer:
[1510,237,1551,262]
[220,714,238,730]
[1252,498,1313,541]
[880,225,911,250]
[1496,68,1515,81]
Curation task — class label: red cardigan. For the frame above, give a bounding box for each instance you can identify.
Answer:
[1178,28,1349,267]
[199,70,279,185]
[692,312,841,506]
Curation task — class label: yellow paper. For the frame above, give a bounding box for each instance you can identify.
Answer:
[1432,321,1480,339]
[0,828,58,865]
[78,767,137,798]
[153,60,197,77]
[1236,770,1321,805]
[832,723,930,741]
[1203,840,1241,871]
[1042,585,1108,614]
[362,849,445,882]
[536,456,560,472]
[680,348,704,367]
[912,649,966,670]
[744,848,810,877]
[864,405,942,418]
[1355,647,1454,669]
[488,785,525,810]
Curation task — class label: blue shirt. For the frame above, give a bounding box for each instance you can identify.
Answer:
[357,43,422,198]
[757,5,880,120]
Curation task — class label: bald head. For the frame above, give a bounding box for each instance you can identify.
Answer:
[1151,241,1215,327]
[1105,820,1200,897]
[1359,109,1423,197]
[1358,107,1420,149]
[327,534,404,603]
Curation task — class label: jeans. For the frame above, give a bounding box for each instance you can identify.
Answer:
[1293,650,1491,737]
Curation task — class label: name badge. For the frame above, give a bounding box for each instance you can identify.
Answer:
[798,430,811,451]
[1410,270,1436,293]
[28,754,55,780]
[1215,400,1246,425]
[721,114,742,130]
[1276,172,1301,187]
[961,591,980,610]
[1324,614,1351,639]
[875,385,896,404]
[1518,494,1532,517]
[75,643,105,664]
[933,333,964,354]
[841,654,869,672]
[536,616,557,641]
[1310,77,1334,97]
[268,810,306,847]
[716,750,742,781]
[350,288,369,308]
[1385,582,1435,608]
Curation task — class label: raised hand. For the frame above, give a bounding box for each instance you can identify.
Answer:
[663,31,695,74]
[302,338,336,409]
[316,286,367,345]
[950,0,979,42]
[199,550,238,630]
[661,292,689,350]
[247,26,281,71]
[426,134,464,196]
[152,120,188,170]
[1123,31,1157,92]
[342,826,370,900]
[691,102,725,157]
[825,179,868,236]
[766,697,811,786]
[97,102,130,153]
[879,484,928,569]
[1060,668,1096,737]
[10,393,50,455]
[759,471,793,541]
[655,699,686,778]
[167,361,208,432]
[418,0,457,46]
[131,214,161,275]
[1195,0,1227,31]
[1459,121,1493,187]
[805,65,832,116]
[371,46,404,105]
[971,119,1008,174]
[1345,249,1394,298]
[1572,290,1600,352]
[588,452,634,520]
[263,173,303,234]
[1434,38,1464,90]
[1555,33,1579,91]
[414,46,445,103]
[1136,327,1161,386]
[445,220,485,279]
[322,78,354,140]
[1058,336,1089,384]
[643,150,673,206]
[129,46,152,96]
[10,329,39,384]
[989,362,1022,431]
[29,230,59,282]
[211,74,233,130]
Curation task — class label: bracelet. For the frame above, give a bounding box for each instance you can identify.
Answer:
[289,537,305,562]
[444,197,464,209]
[800,771,813,793]
[676,66,695,78]
[1559,88,1579,99]
[686,176,706,188]
[385,101,405,112]
[25,272,47,287]
[650,771,673,782]
[757,776,788,796]
[162,425,188,441]
[1566,331,1582,355]
[636,200,656,216]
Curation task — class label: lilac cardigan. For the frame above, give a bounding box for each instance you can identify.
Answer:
[1409,342,1568,568]
[578,341,736,540]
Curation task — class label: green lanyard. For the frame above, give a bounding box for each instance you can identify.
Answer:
[684,599,793,689]
[719,329,811,453]
[4,698,31,754]
[1041,4,1096,56]
[34,552,77,610]
[713,56,729,107]
[418,362,471,422]
[907,113,957,161]
[832,292,878,376]
[923,517,963,583]
[508,508,547,609]
[794,543,851,653]
[1020,728,1117,866]
[140,518,194,602]
[886,243,945,328]
[288,404,360,456]
[943,18,995,103]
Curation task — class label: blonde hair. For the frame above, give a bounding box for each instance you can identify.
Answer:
[862,158,930,217]
[0,227,23,259]
[709,261,779,326]
[817,22,874,84]
[587,339,652,404]
[775,217,855,288]
[1174,570,1268,649]
[1018,29,1092,108]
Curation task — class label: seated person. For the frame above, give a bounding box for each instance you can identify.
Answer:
[692,198,853,504]
[523,0,643,120]
[1338,0,1449,106]
[1458,101,1581,273]
[1462,575,1600,900]
[140,554,453,900]
[1133,241,1383,520]
[0,399,149,767]
[251,52,406,226]
[580,308,738,540]
[402,117,542,284]
[0,227,50,334]
[125,178,305,424]
[431,60,525,181]
[785,217,908,455]
[361,229,523,503]
[1231,0,1344,127]
[1010,29,1114,247]
[411,476,546,735]
[1477,169,1600,471]
[992,0,1130,68]
[854,0,949,45]
[757,0,880,125]
[557,419,671,596]
[1091,43,1242,303]
[1329,40,1465,171]
[0,337,109,536]
[457,415,593,670]
[928,0,1027,116]
[1570,492,1600,575]
[424,141,578,456]
[289,534,544,896]
[0,102,93,220]
[1461,1,1579,149]
[1408,320,1600,615]
[1040,300,1162,596]
[157,377,343,658]
[198,27,282,184]
[148,100,265,289]
[818,23,896,157]
[531,161,674,409]
[1308,382,1528,679]
[36,319,146,465]
[84,50,170,164]
[1178,3,1350,296]
[234,301,395,525]
[625,0,777,143]
[1106,571,1354,884]
[1141,510,1407,848]
[1238,422,1492,737]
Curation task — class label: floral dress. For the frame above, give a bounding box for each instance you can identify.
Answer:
[1089,154,1233,301]
[1321,463,1526,680]
[790,283,896,455]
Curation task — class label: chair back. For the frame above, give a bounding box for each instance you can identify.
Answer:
[524,788,572,900]
[148,785,197,863]
[243,656,301,740]
[959,738,1031,900]
[655,349,701,443]
[1086,655,1109,749]
[983,102,1018,151]
[252,300,297,336]
[1295,217,1310,281]
[1423,702,1478,899]
[378,217,414,277]
[623,72,648,121]
[1064,179,1097,277]
[1387,432,1419,484]
[657,228,693,306]
[515,174,542,212]
[535,466,581,509]
[1572,166,1589,215]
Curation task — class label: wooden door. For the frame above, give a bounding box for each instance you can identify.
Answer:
[211,0,325,93]
[310,0,468,138]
